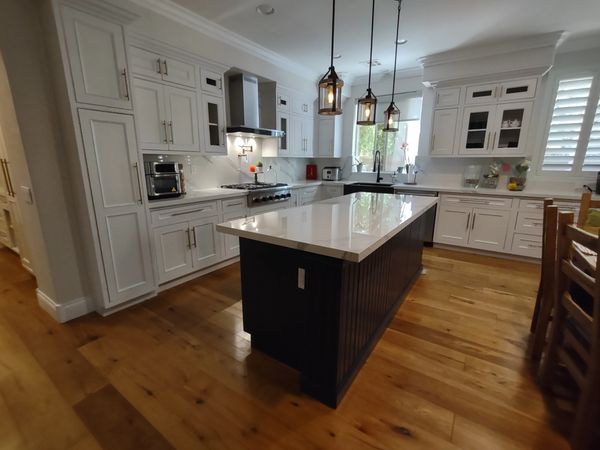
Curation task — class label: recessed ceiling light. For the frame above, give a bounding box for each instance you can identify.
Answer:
[396,39,408,45]
[360,59,381,67]
[256,4,275,15]
[333,53,342,59]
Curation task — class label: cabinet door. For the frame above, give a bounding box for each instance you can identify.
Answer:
[458,105,496,155]
[303,116,314,157]
[222,211,246,259]
[435,88,461,107]
[465,83,498,105]
[191,216,223,270]
[62,7,131,109]
[163,57,196,88]
[318,117,334,157]
[431,109,458,155]
[132,79,168,151]
[499,78,537,101]
[78,110,155,306]
[434,205,472,246]
[165,86,200,152]
[278,111,291,156]
[491,102,532,156]
[202,94,227,154]
[292,116,304,157]
[201,70,224,95]
[129,47,163,81]
[468,208,510,252]
[277,91,291,112]
[153,222,194,283]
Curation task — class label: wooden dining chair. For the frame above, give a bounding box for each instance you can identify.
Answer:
[530,201,558,361]
[577,191,600,232]
[539,211,600,450]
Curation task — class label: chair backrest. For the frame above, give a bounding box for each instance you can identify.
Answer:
[577,192,600,228]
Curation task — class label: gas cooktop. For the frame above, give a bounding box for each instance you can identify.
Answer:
[221,182,288,191]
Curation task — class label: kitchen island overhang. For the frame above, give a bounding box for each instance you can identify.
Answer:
[218,193,438,407]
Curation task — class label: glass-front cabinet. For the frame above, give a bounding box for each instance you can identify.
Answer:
[459,105,496,155]
[202,94,226,154]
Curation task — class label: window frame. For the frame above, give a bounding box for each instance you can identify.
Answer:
[537,68,600,177]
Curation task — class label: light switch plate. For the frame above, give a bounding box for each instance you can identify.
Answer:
[297,268,305,290]
[20,186,34,204]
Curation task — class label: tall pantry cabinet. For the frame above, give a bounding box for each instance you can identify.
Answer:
[54,1,156,312]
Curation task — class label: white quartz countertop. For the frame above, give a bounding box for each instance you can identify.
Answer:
[147,188,247,209]
[217,193,438,262]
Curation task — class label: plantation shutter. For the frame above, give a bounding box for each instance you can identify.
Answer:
[582,98,600,171]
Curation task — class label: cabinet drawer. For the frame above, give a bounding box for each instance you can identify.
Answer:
[435,87,461,107]
[442,194,513,209]
[518,199,545,211]
[222,197,247,214]
[465,83,498,104]
[511,233,542,258]
[299,186,320,196]
[515,211,544,236]
[499,78,537,101]
[151,201,218,226]
[322,186,344,199]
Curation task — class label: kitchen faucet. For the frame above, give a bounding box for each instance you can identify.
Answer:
[373,150,383,183]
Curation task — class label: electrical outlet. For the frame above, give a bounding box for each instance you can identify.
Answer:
[297,268,305,290]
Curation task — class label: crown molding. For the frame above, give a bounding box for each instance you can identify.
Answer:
[59,0,140,24]
[351,66,422,87]
[126,0,318,82]
[419,31,566,68]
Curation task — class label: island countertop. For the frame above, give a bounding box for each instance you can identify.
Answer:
[217,192,438,262]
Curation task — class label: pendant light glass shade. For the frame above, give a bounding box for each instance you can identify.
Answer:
[383,0,403,132]
[383,101,400,132]
[356,0,377,126]
[318,67,344,115]
[318,0,343,115]
[357,89,377,125]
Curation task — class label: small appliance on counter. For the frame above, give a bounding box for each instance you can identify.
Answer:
[306,164,317,180]
[322,166,342,181]
[144,161,184,199]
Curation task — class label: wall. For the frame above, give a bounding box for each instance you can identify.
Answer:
[0,0,87,313]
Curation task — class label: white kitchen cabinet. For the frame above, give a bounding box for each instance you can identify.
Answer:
[317,116,342,158]
[458,105,496,155]
[292,95,314,116]
[434,205,472,245]
[511,233,543,258]
[78,109,155,306]
[153,222,194,283]
[202,94,227,154]
[276,90,291,112]
[222,211,246,259]
[130,47,196,88]
[295,186,321,206]
[465,83,499,105]
[499,78,537,101]
[200,70,224,96]
[467,208,510,252]
[321,185,344,199]
[291,116,313,157]
[277,111,291,156]
[191,216,223,270]
[490,101,533,156]
[133,78,200,152]
[62,7,131,110]
[430,109,458,156]
[435,87,461,107]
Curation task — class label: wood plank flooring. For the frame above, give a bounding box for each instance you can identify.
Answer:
[0,246,571,449]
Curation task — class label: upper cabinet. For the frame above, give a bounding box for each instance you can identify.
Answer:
[317,116,343,158]
[200,70,224,96]
[202,93,227,154]
[132,78,200,152]
[130,47,196,88]
[61,7,132,110]
[430,77,538,158]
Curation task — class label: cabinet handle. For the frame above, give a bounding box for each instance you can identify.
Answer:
[157,58,163,75]
[431,133,436,150]
[471,213,477,230]
[186,228,192,249]
[486,132,491,150]
[492,131,497,149]
[218,78,223,91]
[170,207,209,217]
[169,121,174,143]
[192,226,198,248]
[162,121,168,143]
[163,59,168,76]
[466,212,471,231]
[133,162,143,203]
[121,69,130,100]
[4,159,15,198]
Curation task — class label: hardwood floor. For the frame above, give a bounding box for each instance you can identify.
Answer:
[0,246,570,449]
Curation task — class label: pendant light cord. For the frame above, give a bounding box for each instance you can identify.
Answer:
[390,0,402,102]
[330,0,336,68]
[367,0,375,91]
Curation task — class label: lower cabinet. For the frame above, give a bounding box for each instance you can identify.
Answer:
[467,208,510,252]
[321,185,344,199]
[153,215,223,284]
[222,211,246,259]
[434,205,471,245]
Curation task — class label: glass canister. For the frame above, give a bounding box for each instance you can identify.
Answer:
[463,165,482,189]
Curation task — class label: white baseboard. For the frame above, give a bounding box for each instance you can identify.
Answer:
[432,243,540,264]
[36,289,93,323]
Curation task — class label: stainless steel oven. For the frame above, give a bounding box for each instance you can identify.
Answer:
[144,161,183,199]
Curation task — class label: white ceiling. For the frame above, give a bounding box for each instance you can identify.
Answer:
[170,0,600,81]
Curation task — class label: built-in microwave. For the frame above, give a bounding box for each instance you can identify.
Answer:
[144,161,183,199]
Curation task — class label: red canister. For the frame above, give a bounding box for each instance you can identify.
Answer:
[306,164,317,180]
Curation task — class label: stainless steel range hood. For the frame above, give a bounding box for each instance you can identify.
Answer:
[227,74,284,139]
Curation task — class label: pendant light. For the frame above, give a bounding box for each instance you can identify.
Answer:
[318,0,344,115]
[356,0,378,125]
[383,0,402,132]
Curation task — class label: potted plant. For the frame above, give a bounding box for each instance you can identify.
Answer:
[508,159,530,191]
[354,158,364,173]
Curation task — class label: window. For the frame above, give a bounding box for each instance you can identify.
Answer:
[354,93,422,172]
[542,74,600,173]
